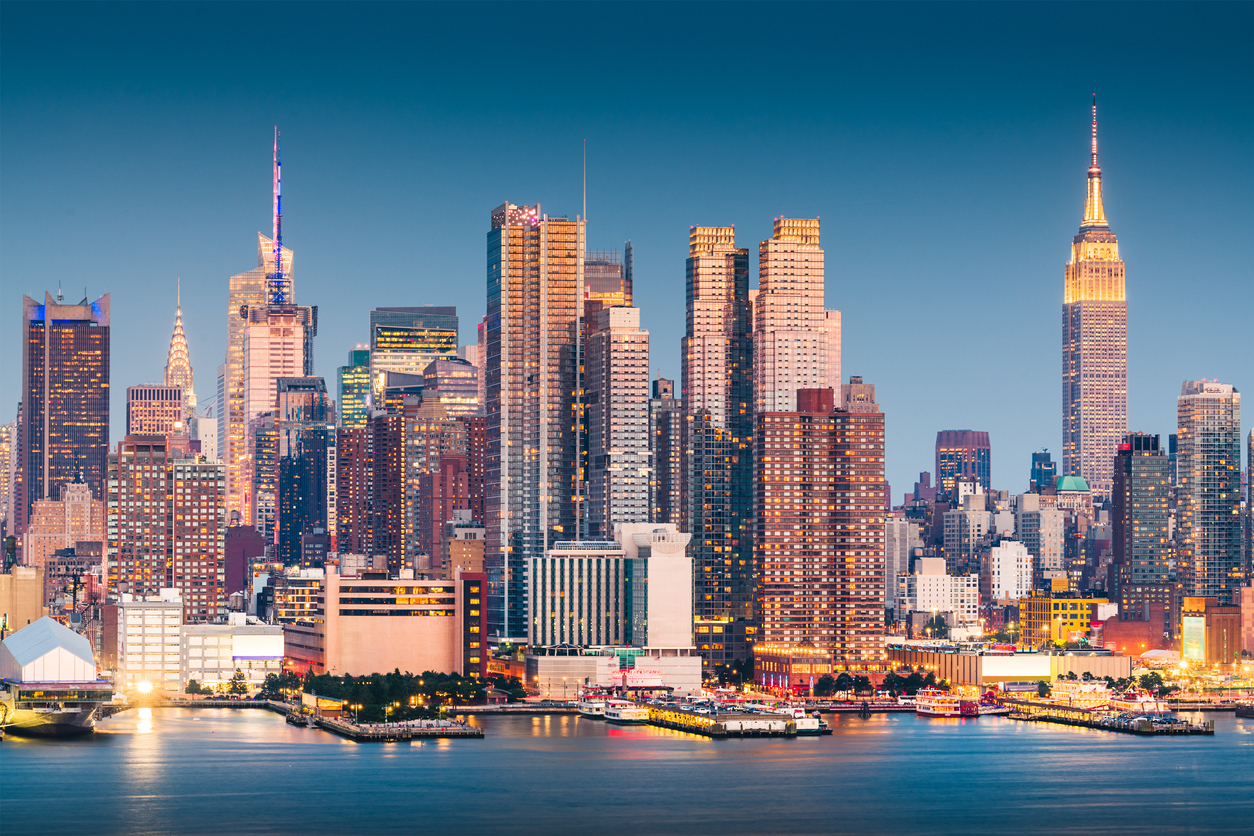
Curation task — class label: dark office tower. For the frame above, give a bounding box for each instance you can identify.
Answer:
[19,293,110,530]
[249,413,279,538]
[681,226,753,666]
[464,415,487,525]
[756,383,886,660]
[1168,433,1179,489]
[338,348,371,430]
[649,377,683,525]
[1030,449,1057,493]
[1176,380,1242,603]
[275,378,331,565]
[334,427,369,555]
[1112,433,1170,619]
[485,202,583,642]
[369,306,458,400]
[225,525,267,597]
[1062,100,1127,500]
[934,430,991,496]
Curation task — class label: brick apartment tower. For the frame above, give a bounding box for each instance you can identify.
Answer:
[755,383,886,660]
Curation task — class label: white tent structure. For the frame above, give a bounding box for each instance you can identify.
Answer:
[0,616,97,683]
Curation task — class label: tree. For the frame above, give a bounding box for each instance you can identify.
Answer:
[880,672,906,694]
[1038,681,1051,698]
[1139,672,1164,692]
[814,674,837,697]
[924,614,949,640]
[852,675,871,694]
[185,679,206,695]
[228,668,249,695]
[833,672,854,693]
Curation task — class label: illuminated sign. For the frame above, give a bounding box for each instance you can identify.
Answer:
[1181,616,1205,661]
[232,633,284,661]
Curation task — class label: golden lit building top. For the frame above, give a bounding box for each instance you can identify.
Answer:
[689,225,736,255]
[1065,98,1125,303]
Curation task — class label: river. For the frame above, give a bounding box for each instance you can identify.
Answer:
[2,708,1251,835]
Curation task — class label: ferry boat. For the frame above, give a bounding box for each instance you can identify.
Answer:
[603,700,650,724]
[1234,702,1254,719]
[0,618,116,737]
[915,687,976,717]
[1110,688,1170,715]
[577,689,609,718]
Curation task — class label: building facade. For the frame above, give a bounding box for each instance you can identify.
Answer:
[126,385,184,436]
[1176,380,1242,604]
[21,479,106,571]
[587,306,650,538]
[19,293,111,531]
[682,226,754,665]
[753,218,837,413]
[755,384,886,661]
[1112,432,1170,617]
[369,306,458,398]
[108,435,227,622]
[337,348,371,430]
[988,540,1033,601]
[935,430,992,495]
[648,378,683,526]
[485,203,583,642]
[1062,102,1127,500]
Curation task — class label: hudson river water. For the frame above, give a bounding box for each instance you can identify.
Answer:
[3,708,1251,835]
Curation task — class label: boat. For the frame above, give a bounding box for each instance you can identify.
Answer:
[0,618,117,738]
[1110,688,1170,715]
[603,700,650,724]
[1234,703,1253,719]
[577,689,608,718]
[286,711,309,726]
[915,687,965,717]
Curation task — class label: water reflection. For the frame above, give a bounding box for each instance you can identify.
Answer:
[2,709,1249,836]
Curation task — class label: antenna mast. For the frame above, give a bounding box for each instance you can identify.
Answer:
[268,126,289,305]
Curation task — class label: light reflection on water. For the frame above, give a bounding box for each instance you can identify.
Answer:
[3,708,1251,835]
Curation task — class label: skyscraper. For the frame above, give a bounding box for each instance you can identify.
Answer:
[1112,432,1171,621]
[422,357,480,419]
[485,202,583,642]
[1030,449,1057,492]
[19,292,111,529]
[337,348,372,430]
[275,377,332,565]
[754,218,836,412]
[126,385,184,436]
[587,306,650,538]
[0,420,15,536]
[1176,380,1242,603]
[369,306,458,397]
[682,226,753,664]
[1063,99,1127,500]
[108,434,226,621]
[238,130,317,527]
[164,285,196,435]
[649,377,683,526]
[755,384,886,660]
[935,430,992,495]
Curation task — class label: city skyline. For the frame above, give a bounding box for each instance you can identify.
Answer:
[2,2,1250,498]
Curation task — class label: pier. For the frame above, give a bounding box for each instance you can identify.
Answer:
[1001,698,1214,736]
[646,706,796,738]
[313,716,484,741]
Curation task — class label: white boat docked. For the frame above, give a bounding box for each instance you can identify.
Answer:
[915,687,977,718]
[604,700,650,724]
[577,698,607,718]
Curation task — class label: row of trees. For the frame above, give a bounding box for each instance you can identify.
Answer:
[185,669,249,695]
[260,668,528,721]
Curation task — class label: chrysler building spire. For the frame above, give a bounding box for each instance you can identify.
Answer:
[164,278,196,418]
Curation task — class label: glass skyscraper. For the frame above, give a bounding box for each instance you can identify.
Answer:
[338,348,372,429]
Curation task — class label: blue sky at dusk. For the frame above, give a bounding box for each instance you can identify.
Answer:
[2,1,1250,497]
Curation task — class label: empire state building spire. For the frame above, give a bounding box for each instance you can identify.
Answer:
[1081,95,1108,229]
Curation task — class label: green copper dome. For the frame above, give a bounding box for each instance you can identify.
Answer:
[1054,475,1089,492]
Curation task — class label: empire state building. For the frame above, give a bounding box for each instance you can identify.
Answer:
[1063,99,1127,499]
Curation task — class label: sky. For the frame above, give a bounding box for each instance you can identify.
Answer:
[2,1,1251,498]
